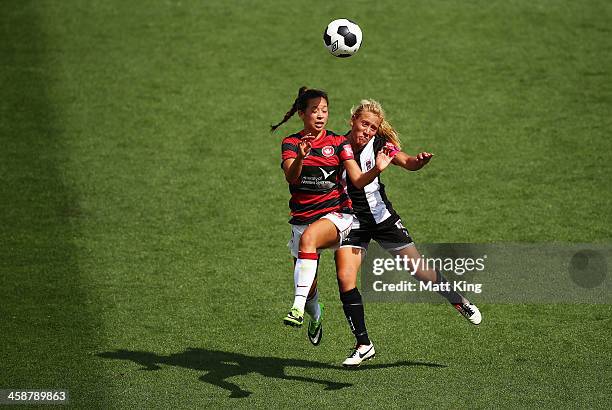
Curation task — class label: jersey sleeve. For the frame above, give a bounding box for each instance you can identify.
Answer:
[281,138,298,163]
[373,135,387,153]
[338,138,354,161]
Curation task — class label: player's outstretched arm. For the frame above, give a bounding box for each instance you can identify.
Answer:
[345,147,394,189]
[391,151,433,171]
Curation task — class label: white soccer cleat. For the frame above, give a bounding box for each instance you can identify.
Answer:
[342,343,375,367]
[454,303,482,325]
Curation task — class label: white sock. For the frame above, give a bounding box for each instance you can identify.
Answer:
[292,257,318,313]
[305,289,321,321]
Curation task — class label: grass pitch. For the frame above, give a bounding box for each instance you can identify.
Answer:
[1,0,611,408]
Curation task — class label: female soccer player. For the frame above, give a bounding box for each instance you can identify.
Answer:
[336,99,482,367]
[272,87,394,345]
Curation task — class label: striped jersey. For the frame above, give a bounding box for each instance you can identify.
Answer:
[345,134,399,227]
[281,130,354,225]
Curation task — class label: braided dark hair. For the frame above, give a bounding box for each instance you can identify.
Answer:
[270,86,329,132]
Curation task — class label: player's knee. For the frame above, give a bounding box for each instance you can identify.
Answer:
[299,229,317,251]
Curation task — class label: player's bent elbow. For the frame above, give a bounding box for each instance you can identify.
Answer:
[285,173,299,184]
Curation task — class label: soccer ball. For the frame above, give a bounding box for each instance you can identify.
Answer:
[323,19,363,58]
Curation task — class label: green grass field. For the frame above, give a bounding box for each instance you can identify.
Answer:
[1,0,611,407]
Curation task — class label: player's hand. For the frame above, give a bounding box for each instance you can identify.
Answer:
[415,151,434,166]
[384,142,400,157]
[297,134,315,159]
[375,147,395,172]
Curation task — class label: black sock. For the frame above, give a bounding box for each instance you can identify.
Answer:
[435,270,464,304]
[340,288,370,346]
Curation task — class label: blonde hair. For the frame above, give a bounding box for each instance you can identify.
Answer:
[351,99,401,149]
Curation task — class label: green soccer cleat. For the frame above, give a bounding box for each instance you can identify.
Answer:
[307,302,324,346]
[283,307,304,327]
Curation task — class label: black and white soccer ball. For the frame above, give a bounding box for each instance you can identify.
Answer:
[323,19,363,58]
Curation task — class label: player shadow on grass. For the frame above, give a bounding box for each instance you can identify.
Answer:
[98,348,446,398]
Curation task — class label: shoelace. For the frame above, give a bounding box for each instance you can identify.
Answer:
[462,304,474,316]
[455,303,474,317]
[347,346,360,358]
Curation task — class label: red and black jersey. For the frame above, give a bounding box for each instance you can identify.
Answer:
[281,130,354,225]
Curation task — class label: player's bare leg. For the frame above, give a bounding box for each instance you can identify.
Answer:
[299,218,341,253]
[335,247,375,367]
[336,247,361,293]
[392,245,482,325]
[284,219,339,327]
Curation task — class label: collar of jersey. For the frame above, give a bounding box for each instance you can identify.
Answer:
[299,129,327,143]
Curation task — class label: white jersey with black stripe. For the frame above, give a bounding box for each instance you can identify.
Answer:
[345,135,399,228]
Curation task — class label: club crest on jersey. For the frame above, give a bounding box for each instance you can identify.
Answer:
[365,159,373,171]
[321,146,334,157]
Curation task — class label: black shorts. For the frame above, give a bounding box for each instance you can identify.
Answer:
[341,215,414,251]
